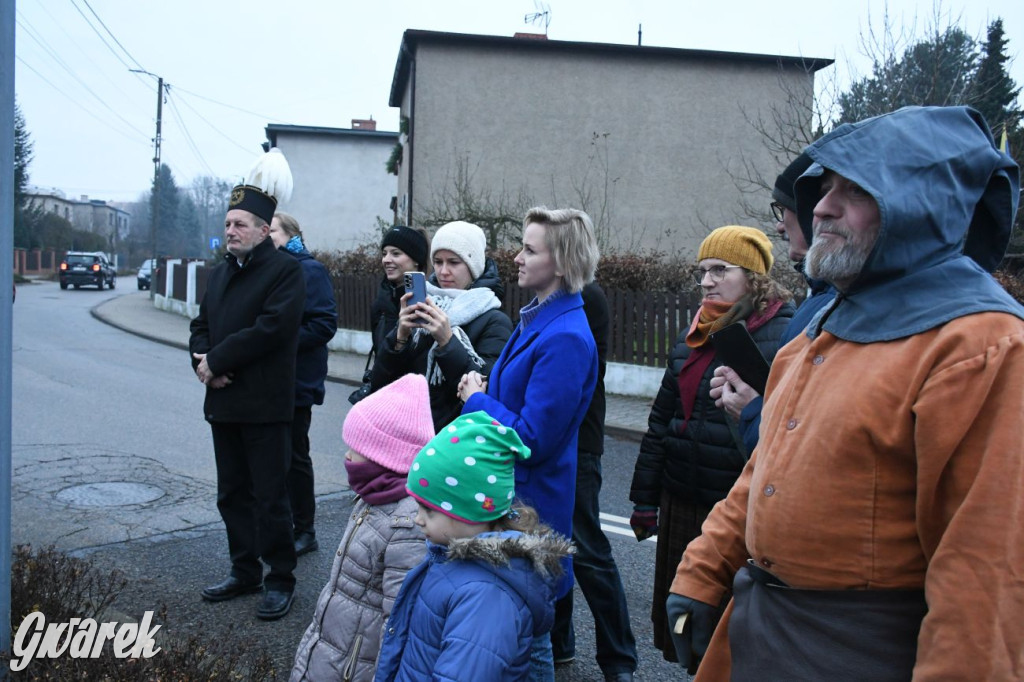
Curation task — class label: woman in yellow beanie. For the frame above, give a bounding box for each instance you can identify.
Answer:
[628,225,794,671]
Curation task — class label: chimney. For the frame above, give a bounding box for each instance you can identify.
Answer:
[80,195,89,201]
[352,118,377,131]
[513,32,548,40]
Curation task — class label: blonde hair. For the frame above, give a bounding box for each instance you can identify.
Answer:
[523,207,599,293]
[273,211,303,241]
[745,271,792,312]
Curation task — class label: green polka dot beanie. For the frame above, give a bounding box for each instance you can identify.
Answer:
[406,411,531,523]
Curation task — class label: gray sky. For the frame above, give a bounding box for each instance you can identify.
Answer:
[14,0,1024,203]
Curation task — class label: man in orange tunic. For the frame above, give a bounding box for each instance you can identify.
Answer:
[668,106,1024,681]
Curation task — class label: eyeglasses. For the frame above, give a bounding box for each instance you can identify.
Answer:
[692,265,745,287]
[770,201,787,222]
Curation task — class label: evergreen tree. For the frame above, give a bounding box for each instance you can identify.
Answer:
[970,19,1022,136]
[150,164,181,257]
[13,102,37,248]
[838,26,978,124]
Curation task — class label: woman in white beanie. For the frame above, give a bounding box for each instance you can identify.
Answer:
[371,221,513,432]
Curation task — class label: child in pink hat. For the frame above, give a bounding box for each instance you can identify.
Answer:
[292,373,435,682]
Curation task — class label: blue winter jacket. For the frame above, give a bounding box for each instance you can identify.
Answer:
[289,249,338,407]
[374,531,571,682]
[463,291,597,598]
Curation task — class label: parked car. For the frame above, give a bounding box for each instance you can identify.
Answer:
[59,252,116,290]
[137,259,155,290]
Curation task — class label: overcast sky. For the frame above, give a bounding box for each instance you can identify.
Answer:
[14,0,1024,203]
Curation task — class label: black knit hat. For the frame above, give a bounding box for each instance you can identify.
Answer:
[381,226,428,269]
[228,185,277,224]
[772,152,814,212]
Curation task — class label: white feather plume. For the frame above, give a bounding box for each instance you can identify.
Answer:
[246,147,293,203]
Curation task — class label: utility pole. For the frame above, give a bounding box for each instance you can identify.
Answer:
[1,0,14,662]
[150,77,162,300]
[132,70,163,299]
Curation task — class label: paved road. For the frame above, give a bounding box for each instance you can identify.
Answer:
[11,280,683,680]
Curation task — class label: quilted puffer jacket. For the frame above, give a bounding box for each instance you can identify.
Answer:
[291,495,425,682]
[374,530,572,682]
[630,301,795,508]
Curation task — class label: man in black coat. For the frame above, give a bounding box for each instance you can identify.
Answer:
[189,182,305,621]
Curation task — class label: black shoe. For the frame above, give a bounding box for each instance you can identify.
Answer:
[201,575,263,602]
[554,654,575,666]
[256,589,295,620]
[294,531,319,557]
[603,673,635,682]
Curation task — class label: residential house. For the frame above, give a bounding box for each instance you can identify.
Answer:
[265,120,399,252]
[26,187,130,258]
[389,30,831,253]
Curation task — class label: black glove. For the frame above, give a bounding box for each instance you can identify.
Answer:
[666,593,720,670]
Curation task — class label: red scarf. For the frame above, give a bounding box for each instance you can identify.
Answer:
[676,298,785,428]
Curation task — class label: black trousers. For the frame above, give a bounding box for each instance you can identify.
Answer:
[210,421,296,591]
[551,450,638,674]
[286,406,315,534]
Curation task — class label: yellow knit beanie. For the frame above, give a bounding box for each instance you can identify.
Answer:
[697,226,774,274]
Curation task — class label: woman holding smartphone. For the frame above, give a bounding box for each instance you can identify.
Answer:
[371,221,513,432]
[628,225,793,672]
[457,207,600,680]
[371,225,430,352]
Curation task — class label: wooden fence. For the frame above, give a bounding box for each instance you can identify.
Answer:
[190,267,701,368]
[331,275,700,368]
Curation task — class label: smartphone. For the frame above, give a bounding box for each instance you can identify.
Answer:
[404,271,427,308]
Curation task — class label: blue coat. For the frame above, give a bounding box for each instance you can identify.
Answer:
[374,531,570,682]
[463,291,597,598]
[290,249,338,407]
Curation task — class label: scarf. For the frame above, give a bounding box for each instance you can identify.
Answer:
[417,282,501,386]
[344,459,409,505]
[676,296,780,428]
[284,235,305,254]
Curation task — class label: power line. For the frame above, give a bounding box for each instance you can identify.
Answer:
[78,0,146,72]
[167,85,257,154]
[32,2,143,103]
[66,0,137,73]
[169,84,284,123]
[15,19,152,140]
[164,90,217,177]
[15,54,150,145]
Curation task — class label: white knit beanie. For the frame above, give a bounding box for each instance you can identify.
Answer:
[430,221,487,280]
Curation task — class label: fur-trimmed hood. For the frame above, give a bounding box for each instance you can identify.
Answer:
[429,529,572,635]
[446,529,573,577]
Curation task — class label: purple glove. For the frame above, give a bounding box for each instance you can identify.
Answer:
[630,505,659,541]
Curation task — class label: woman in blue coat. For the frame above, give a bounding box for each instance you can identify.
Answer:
[269,213,338,557]
[458,207,600,679]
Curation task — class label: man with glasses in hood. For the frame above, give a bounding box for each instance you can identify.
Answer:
[666,106,1024,680]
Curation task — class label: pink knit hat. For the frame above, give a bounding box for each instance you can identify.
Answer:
[342,373,435,473]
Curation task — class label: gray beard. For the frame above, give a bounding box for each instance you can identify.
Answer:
[805,237,870,291]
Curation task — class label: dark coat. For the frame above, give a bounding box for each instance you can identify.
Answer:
[370,259,513,432]
[578,282,609,455]
[289,249,338,407]
[189,238,305,423]
[370,277,403,353]
[630,301,794,508]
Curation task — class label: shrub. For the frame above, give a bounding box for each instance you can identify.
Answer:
[6,545,276,680]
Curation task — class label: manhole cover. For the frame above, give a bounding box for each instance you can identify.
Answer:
[56,482,165,507]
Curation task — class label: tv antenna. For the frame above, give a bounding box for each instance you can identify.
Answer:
[524,1,551,35]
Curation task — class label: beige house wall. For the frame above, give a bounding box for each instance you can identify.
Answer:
[396,39,820,257]
[269,129,399,253]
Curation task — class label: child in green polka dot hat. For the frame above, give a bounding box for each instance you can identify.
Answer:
[406,410,530,524]
[378,411,573,681]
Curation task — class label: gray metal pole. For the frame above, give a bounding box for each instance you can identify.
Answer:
[1,0,17,668]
